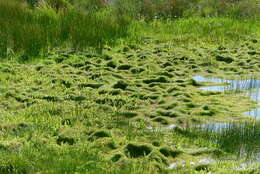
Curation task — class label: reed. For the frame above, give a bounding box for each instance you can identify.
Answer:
[113,0,260,20]
[0,0,132,59]
[182,121,260,159]
[134,17,260,43]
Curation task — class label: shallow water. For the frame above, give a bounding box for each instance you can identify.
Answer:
[199,122,231,132]
[193,75,260,163]
[193,76,260,119]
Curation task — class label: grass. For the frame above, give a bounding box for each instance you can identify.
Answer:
[135,17,260,43]
[0,0,132,58]
[113,0,260,20]
[182,121,260,159]
[0,35,259,173]
[1,0,260,60]
[0,0,260,173]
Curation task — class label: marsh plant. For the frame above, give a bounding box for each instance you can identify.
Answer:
[183,121,260,159]
[0,0,260,59]
[0,0,132,58]
[0,0,260,173]
[113,0,260,19]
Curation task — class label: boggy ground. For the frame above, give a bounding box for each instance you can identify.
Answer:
[0,38,259,173]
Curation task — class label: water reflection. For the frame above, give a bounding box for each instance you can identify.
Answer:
[199,122,231,132]
[193,76,260,164]
[193,76,260,119]
[196,121,260,163]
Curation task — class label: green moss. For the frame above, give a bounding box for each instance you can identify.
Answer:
[143,77,169,84]
[57,136,75,145]
[118,64,132,70]
[41,95,61,102]
[107,61,117,68]
[167,87,180,93]
[199,110,216,116]
[215,55,234,63]
[194,164,211,171]
[111,153,123,162]
[56,128,83,145]
[186,103,197,108]
[178,97,192,103]
[124,143,152,158]
[152,117,169,125]
[102,54,113,60]
[88,130,111,142]
[99,89,122,95]
[130,67,145,74]
[119,111,138,118]
[122,47,130,52]
[156,110,178,118]
[156,71,174,78]
[0,19,259,173]
[161,102,178,110]
[152,141,161,147]
[190,148,223,157]
[159,147,182,158]
[67,95,86,101]
[79,83,103,89]
[112,81,128,90]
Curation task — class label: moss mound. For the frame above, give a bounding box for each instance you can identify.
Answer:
[119,111,138,118]
[143,77,169,84]
[88,130,111,141]
[112,81,129,90]
[125,143,152,158]
[57,136,75,145]
[111,153,123,162]
[118,64,132,70]
[215,55,234,63]
[159,147,182,158]
[78,83,103,89]
[152,117,169,125]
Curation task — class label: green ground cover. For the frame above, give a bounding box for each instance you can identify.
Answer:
[0,0,260,173]
[0,36,259,173]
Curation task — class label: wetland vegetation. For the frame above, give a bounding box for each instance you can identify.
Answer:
[0,0,260,173]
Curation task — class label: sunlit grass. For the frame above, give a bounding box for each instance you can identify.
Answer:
[0,0,260,173]
[0,0,132,59]
[1,0,260,60]
[182,121,260,159]
[135,17,260,43]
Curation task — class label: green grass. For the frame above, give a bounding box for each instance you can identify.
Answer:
[182,121,260,159]
[0,0,260,173]
[1,0,260,60]
[113,0,260,20]
[134,17,260,43]
[0,0,132,58]
[0,36,259,173]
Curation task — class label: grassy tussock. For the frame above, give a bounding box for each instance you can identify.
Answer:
[183,121,260,159]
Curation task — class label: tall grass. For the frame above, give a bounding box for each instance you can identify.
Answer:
[0,141,161,174]
[0,0,259,59]
[181,121,260,160]
[135,17,260,43]
[113,0,260,20]
[0,0,132,59]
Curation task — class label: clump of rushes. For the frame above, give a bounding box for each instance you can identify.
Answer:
[0,0,132,59]
[182,121,260,159]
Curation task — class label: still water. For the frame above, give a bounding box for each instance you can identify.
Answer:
[193,76,260,119]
